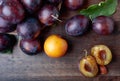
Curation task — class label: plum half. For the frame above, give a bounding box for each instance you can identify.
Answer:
[79,55,98,77]
[91,45,112,65]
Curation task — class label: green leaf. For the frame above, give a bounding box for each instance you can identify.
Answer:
[80,0,118,20]
[0,49,13,54]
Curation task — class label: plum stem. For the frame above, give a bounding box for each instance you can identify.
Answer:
[8,31,17,35]
[51,15,62,22]
[83,49,88,58]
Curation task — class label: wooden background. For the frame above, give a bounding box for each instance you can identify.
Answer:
[0,0,120,81]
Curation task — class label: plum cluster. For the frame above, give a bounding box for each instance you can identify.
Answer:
[0,0,84,55]
[0,0,114,55]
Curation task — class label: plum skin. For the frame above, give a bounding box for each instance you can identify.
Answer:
[92,16,114,35]
[0,17,16,33]
[17,18,41,39]
[64,0,84,10]
[38,5,59,26]
[0,0,25,33]
[20,39,41,55]
[20,0,42,13]
[65,15,90,36]
[0,0,25,24]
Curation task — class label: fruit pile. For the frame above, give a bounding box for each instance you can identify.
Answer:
[0,0,116,78]
[0,0,86,55]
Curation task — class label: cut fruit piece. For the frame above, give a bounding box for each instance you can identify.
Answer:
[91,45,112,65]
[79,55,98,77]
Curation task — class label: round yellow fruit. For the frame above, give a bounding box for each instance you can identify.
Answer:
[44,34,68,58]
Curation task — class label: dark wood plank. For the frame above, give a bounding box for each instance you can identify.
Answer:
[0,0,120,81]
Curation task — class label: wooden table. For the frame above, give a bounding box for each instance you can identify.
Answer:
[0,0,120,81]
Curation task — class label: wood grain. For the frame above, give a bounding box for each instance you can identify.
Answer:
[0,0,120,81]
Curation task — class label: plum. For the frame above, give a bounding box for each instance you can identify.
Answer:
[64,0,84,10]
[20,39,41,55]
[92,16,114,35]
[17,18,41,39]
[0,0,25,24]
[38,5,59,26]
[0,17,16,33]
[65,15,90,36]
